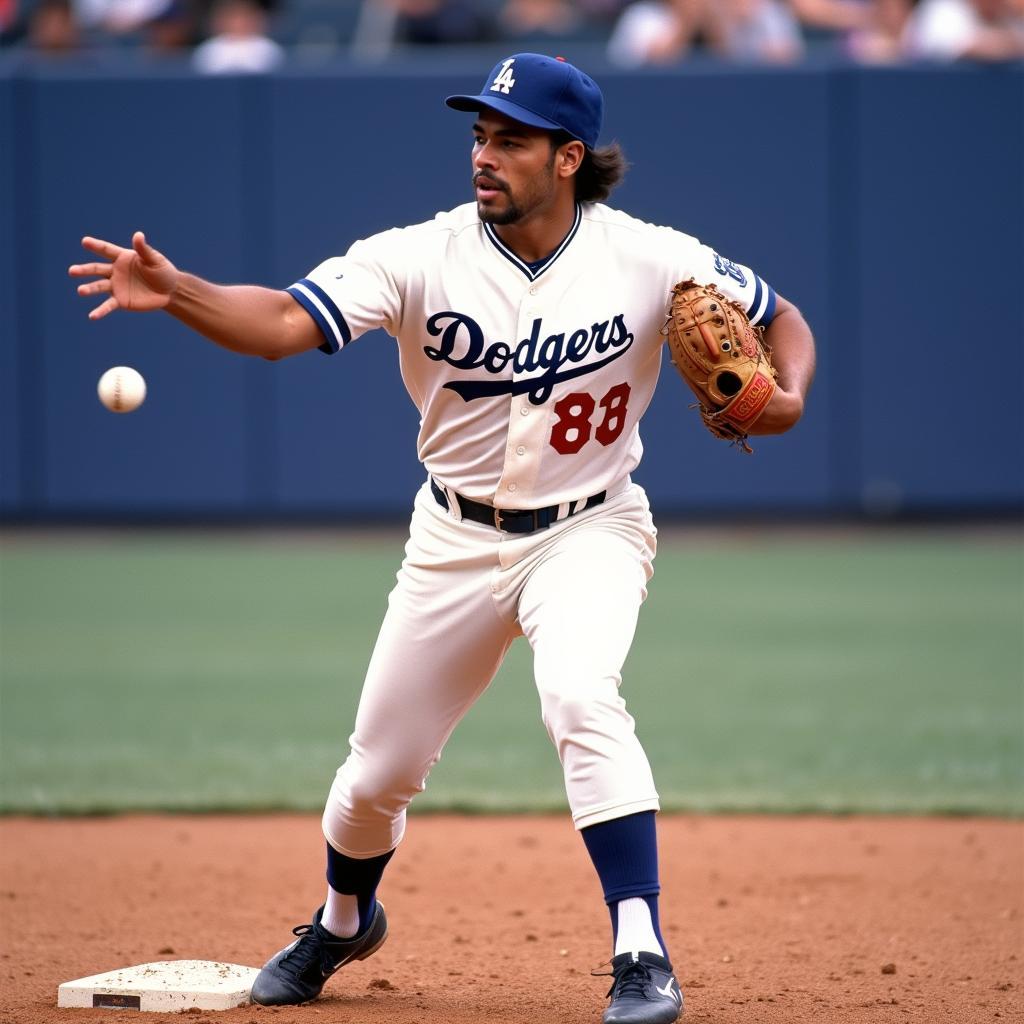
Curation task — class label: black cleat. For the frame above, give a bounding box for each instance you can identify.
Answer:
[601,951,683,1024]
[250,902,388,1006]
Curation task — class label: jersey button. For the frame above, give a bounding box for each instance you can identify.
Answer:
[516,445,526,456]
[507,482,518,492]
[520,407,530,416]
[529,286,538,295]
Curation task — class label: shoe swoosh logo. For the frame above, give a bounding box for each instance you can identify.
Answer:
[656,978,681,1004]
[323,952,354,977]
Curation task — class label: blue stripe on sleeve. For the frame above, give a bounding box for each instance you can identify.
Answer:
[298,278,352,347]
[761,285,777,326]
[746,274,763,321]
[286,285,340,354]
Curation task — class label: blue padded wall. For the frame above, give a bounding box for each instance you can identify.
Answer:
[1,62,1020,519]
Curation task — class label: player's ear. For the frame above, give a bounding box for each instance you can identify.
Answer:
[557,141,585,179]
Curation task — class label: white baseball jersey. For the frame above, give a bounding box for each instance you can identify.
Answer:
[287,202,776,509]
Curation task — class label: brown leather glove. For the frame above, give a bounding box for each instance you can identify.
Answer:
[664,279,777,454]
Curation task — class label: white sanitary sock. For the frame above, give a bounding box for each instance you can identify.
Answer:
[320,887,360,939]
[613,897,663,957]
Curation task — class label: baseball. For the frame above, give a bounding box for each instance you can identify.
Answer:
[97,366,146,413]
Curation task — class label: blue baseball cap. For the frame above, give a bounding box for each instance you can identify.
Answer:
[445,53,603,150]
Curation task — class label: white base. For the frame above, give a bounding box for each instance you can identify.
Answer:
[58,960,260,1012]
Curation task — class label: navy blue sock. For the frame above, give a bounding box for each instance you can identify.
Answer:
[580,810,667,956]
[325,844,395,935]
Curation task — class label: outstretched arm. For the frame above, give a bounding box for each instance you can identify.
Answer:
[749,293,816,435]
[69,232,322,361]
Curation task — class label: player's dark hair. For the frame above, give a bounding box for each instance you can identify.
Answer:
[551,131,629,203]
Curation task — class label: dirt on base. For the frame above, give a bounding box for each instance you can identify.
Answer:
[0,815,1021,1024]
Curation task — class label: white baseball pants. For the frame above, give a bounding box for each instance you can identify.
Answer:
[321,479,661,857]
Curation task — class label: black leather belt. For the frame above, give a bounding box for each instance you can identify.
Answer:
[430,477,606,534]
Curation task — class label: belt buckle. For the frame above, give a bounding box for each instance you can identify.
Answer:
[493,506,505,531]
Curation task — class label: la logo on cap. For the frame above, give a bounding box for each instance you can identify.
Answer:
[490,58,516,94]
[445,52,603,150]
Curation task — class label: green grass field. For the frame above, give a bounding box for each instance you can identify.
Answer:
[1,527,1021,815]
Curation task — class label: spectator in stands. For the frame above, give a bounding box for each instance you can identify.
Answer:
[499,0,583,46]
[350,0,493,57]
[392,0,494,44]
[607,0,700,66]
[193,0,283,72]
[72,0,177,40]
[144,0,197,51]
[902,0,1024,59]
[609,0,802,65]
[1,0,21,41]
[576,0,629,26]
[844,0,911,62]
[788,0,871,32]
[27,0,82,48]
[705,0,804,62]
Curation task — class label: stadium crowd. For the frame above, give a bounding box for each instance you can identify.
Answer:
[1,0,1021,69]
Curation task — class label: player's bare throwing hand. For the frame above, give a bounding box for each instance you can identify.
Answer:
[71,52,814,1024]
[70,232,178,318]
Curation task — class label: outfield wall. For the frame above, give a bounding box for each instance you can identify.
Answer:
[1,60,1021,519]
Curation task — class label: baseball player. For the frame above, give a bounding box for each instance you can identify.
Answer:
[70,53,815,1023]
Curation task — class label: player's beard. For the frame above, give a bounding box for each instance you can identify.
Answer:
[474,157,557,226]
[478,193,523,226]
[479,198,527,226]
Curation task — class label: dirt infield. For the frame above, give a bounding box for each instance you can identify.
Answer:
[1,815,1021,1024]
